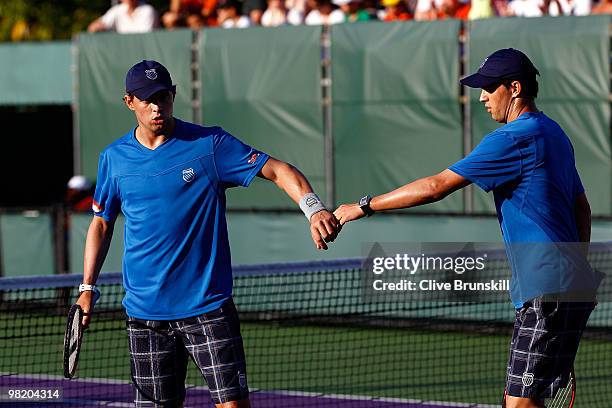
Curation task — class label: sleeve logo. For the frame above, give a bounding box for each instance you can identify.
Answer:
[92,200,103,213]
[247,153,260,164]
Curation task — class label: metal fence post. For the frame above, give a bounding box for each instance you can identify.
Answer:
[460,21,473,214]
[71,35,80,175]
[192,29,202,125]
[321,25,334,208]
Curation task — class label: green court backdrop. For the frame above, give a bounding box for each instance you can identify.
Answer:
[199,25,324,209]
[0,212,54,277]
[331,20,464,213]
[0,42,72,105]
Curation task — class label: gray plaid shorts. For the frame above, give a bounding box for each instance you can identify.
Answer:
[505,297,595,399]
[126,298,249,407]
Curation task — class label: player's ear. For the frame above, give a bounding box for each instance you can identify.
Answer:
[510,80,521,98]
[124,94,135,111]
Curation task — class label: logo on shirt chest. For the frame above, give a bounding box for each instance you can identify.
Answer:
[182,168,195,183]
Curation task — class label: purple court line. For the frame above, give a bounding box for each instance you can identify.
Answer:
[1,375,494,408]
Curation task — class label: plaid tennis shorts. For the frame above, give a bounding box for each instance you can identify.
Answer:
[505,297,595,399]
[126,298,249,407]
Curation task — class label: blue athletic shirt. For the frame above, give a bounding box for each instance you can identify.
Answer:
[449,112,602,307]
[93,119,269,319]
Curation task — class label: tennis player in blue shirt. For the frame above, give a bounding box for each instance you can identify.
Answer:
[76,60,340,408]
[334,48,601,408]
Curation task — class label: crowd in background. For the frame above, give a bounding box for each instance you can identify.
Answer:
[88,0,611,33]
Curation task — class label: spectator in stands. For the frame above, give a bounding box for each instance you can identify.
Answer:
[217,0,252,27]
[286,0,312,24]
[437,0,470,18]
[244,0,268,24]
[415,0,469,19]
[464,0,512,18]
[380,0,412,21]
[361,0,382,19]
[592,0,612,13]
[542,0,591,15]
[414,0,440,19]
[305,0,346,24]
[334,0,376,21]
[468,0,494,19]
[88,0,159,33]
[261,0,288,26]
[507,0,544,16]
[65,176,94,212]
[162,0,218,29]
[492,0,514,16]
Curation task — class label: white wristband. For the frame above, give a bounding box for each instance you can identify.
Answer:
[299,193,326,220]
[79,284,97,293]
[79,284,101,306]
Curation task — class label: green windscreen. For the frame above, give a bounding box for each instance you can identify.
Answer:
[0,42,72,105]
[199,26,324,209]
[0,212,54,277]
[332,20,463,213]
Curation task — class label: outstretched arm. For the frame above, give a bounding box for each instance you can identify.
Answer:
[258,157,340,250]
[334,169,470,224]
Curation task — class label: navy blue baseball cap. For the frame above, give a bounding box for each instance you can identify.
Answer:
[460,48,540,89]
[125,60,176,100]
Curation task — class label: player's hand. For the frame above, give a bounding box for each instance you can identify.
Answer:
[310,210,341,250]
[76,291,95,329]
[334,203,366,225]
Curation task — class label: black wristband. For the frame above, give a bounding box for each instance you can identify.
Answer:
[359,195,375,217]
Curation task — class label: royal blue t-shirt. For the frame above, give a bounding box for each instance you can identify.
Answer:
[449,112,602,307]
[93,119,269,319]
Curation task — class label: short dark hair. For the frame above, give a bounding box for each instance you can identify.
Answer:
[502,77,539,98]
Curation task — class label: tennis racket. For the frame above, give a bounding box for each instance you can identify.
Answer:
[63,288,100,379]
[503,370,576,408]
[63,304,84,379]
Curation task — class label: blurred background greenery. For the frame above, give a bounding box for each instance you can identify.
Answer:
[0,0,168,41]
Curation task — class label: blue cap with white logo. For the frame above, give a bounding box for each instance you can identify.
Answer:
[460,48,540,89]
[125,60,176,100]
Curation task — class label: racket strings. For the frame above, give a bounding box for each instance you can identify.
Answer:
[547,373,574,408]
[69,312,81,367]
[502,373,575,408]
[64,305,84,378]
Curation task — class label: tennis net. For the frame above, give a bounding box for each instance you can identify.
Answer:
[1,244,611,407]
